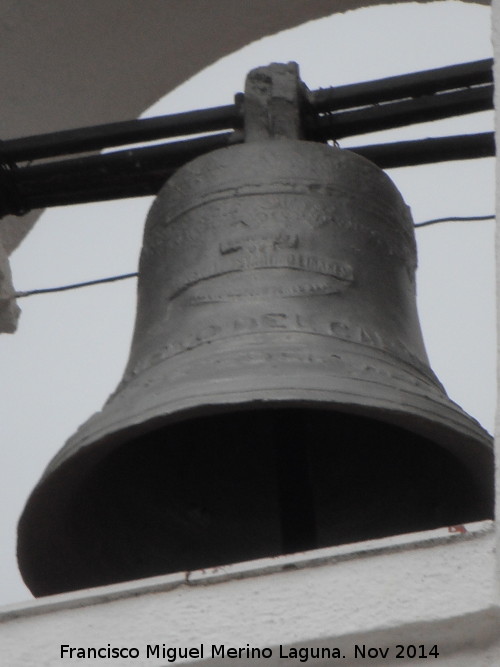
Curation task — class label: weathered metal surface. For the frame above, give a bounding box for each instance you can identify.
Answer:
[243,62,309,141]
[17,140,494,596]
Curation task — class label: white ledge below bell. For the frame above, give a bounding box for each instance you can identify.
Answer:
[0,520,499,666]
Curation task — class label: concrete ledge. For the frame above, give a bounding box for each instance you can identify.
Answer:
[1,521,497,665]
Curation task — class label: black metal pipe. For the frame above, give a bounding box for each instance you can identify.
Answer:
[349,132,495,169]
[0,59,493,163]
[16,132,237,183]
[313,85,493,141]
[13,132,239,209]
[0,58,494,217]
[1,105,242,162]
[10,84,494,192]
[6,132,492,214]
[311,58,493,112]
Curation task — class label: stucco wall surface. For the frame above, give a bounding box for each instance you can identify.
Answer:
[0,523,497,666]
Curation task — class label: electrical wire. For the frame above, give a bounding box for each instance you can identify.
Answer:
[13,272,138,299]
[414,214,495,228]
[10,214,496,300]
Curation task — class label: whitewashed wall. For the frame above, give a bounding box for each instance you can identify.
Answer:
[0,523,498,666]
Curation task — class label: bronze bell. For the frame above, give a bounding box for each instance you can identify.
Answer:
[17,139,494,596]
[17,65,494,597]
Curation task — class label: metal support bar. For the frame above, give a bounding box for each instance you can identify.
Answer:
[313,85,493,141]
[1,105,242,162]
[0,59,492,163]
[2,132,491,214]
[9,132,239,212]
[0,59,494,217]
[310,58,492,112]
[350,132,495,169]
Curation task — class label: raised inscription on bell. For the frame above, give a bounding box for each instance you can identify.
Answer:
[168,248,354,301]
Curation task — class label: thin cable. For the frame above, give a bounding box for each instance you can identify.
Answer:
[414,214,495,228]
[10,214,495,300]
[13,272,138,299]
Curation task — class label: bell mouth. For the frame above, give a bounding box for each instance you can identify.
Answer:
[18,400,493,597]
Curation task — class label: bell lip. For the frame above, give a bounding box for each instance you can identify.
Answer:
[17,382,494,597]
[20,374,494,512]
[28,332,495,491]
